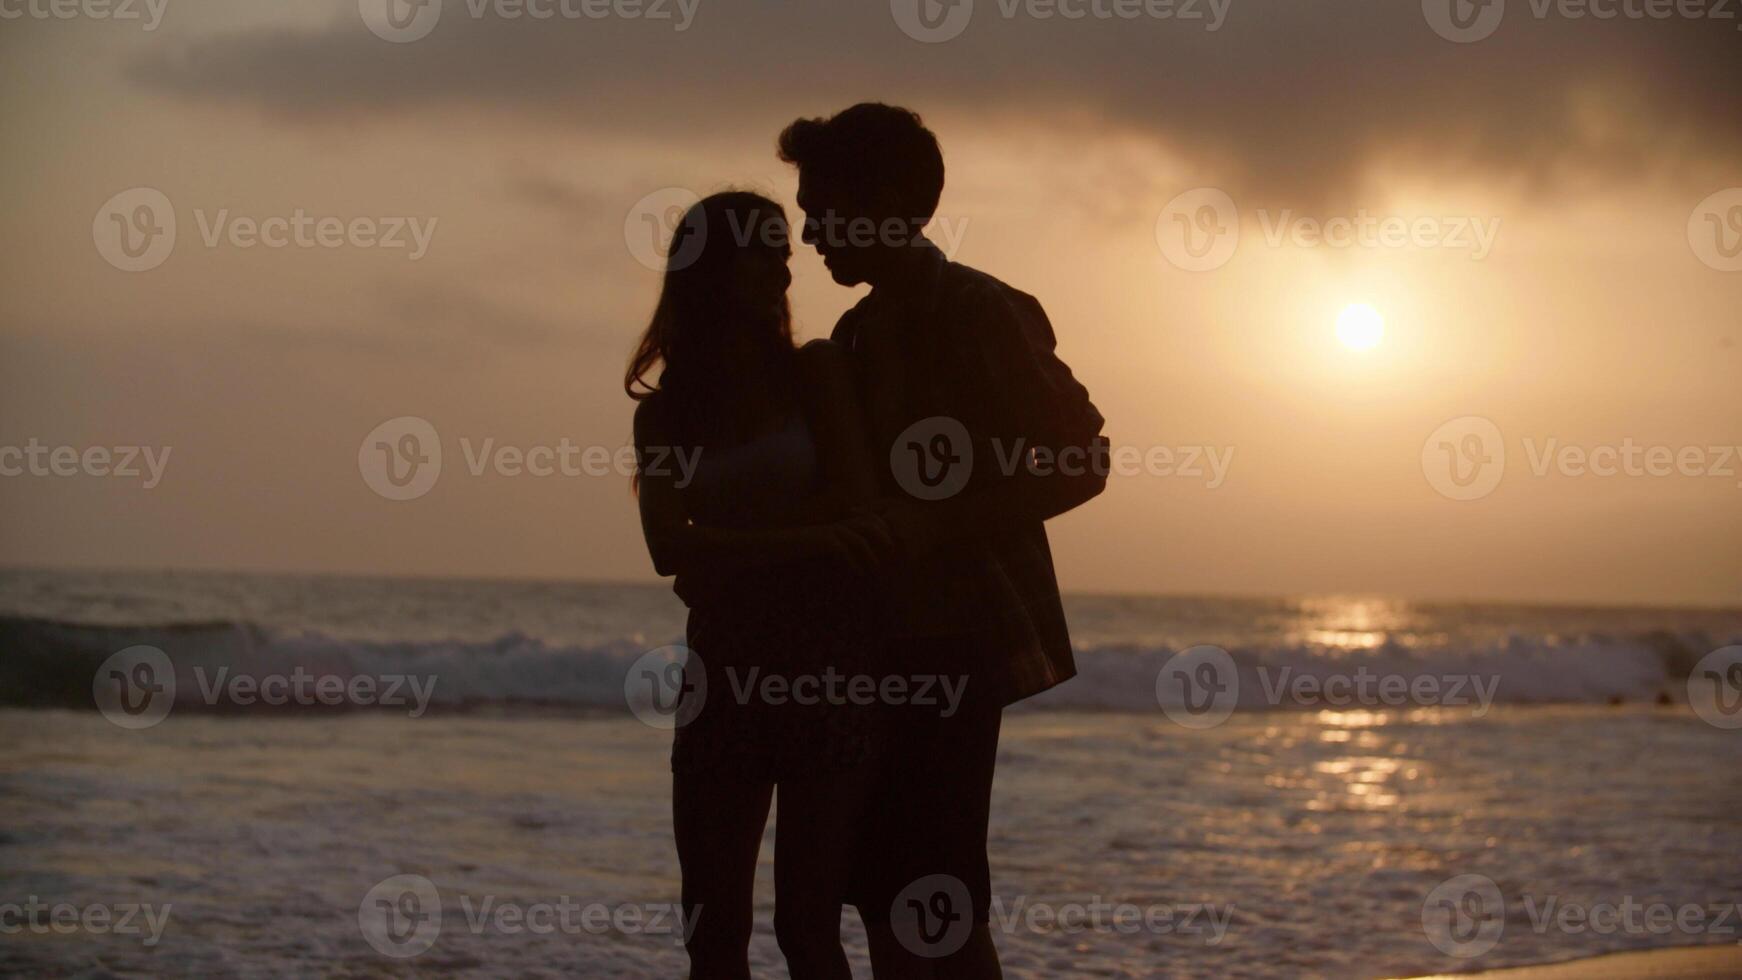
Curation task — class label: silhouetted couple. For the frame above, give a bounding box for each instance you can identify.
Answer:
[629,103,1106,979]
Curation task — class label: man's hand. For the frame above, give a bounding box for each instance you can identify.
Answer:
[809,511,897,574]
[870,495,950,561]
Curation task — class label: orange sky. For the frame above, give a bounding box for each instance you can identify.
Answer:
[1,0,1738,606]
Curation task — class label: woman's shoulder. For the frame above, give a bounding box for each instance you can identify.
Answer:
[632,390,675,444]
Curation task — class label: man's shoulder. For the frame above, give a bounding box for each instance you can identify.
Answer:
[830,293,877,345]
[939,257,1026,303]
[936,258,1046,336]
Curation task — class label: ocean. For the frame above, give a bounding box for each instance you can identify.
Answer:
[2,568,1740,977]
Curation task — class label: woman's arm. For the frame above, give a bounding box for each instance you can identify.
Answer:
[634,397,824,580]
[633,393,888,582]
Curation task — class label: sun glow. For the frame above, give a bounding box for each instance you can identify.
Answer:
[1336,304,1385,352]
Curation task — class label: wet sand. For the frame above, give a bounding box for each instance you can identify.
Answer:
[1401,944,1742,979]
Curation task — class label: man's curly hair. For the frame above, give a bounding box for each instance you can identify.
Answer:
[778,103,945,222]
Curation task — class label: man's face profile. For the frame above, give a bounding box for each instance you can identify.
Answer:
[797,171,890,287]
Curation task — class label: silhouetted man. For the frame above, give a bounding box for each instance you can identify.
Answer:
[780,103,1107,979]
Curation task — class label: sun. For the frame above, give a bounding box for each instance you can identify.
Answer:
[1336,304,1384,352]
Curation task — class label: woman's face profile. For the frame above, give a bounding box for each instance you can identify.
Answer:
[729,215,793,317]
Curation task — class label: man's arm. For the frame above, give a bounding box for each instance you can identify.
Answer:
[884,284,1107,555]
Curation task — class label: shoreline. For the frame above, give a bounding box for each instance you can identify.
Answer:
[1400,944,1742,979]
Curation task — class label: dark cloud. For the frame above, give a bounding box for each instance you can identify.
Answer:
[129,0,1742,202]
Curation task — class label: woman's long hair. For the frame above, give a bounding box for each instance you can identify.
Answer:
[625,191,796,449]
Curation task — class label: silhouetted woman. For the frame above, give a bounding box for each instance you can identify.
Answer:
[627,191,888,980]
